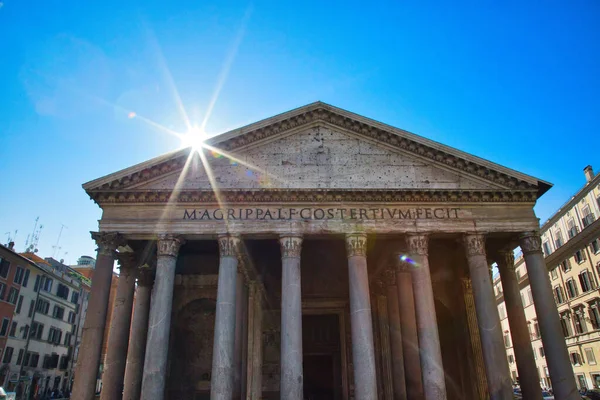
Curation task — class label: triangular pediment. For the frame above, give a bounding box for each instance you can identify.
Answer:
[83,102,550,203]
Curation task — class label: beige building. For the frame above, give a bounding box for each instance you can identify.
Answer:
[495,165,600,391]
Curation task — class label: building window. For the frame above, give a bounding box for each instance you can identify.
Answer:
[2,347,13,363]
[571,352,583,366]
[555,229,564,248]
[580,270,596,292]
[30,322,44,340]
[574,309,588,334]
[21,325,28,339]
[0,318,10,336]
[592,239,600,254]
[561,259,572,272]
[56,283,69,300]
[589,302,600,330]
[567,279,580,298]
[539,347,545,358]
[575,250,587,264]
[0,282,7,300]
[582,205,596,228]
[67,311,76,324]
[7,287,18,304]
[47,327,62,345]
[568,218,579,239]
[9,321,17,337]
[551,268,558,280]
[0,257,11,279]
[521,292,527,307]
[499,304,506,319]
[15,295,23,314]
[22,269,30,287]
[29,353,39,368]
[585,348,597,365]
[532,320,541,339]
[504,332,511,348]
[71,291,79,304]
[36,299,50,315]
[560,313,573,337]
[577,374,588,390]
[42,278,53,293]
[64,332,72,346]
[554,286,565,304]
[52,306,64,320]
[13,267,24,284]
[543,241,552,256]
[16,349,24,365]
[508,354,515,364]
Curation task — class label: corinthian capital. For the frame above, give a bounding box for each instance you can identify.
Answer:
[279,236,303,258]
[519,232,542,255]
[345,233,367,258]
[406,234,428,256]
[157,234,184,258]
[497,250,516,271]
[116,251,137,275]
[464,234,486,257]
[91,232,125,257]
[218,234,241,257]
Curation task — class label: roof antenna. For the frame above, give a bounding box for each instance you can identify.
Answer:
[26,217,43,253]
[52,224,68,258]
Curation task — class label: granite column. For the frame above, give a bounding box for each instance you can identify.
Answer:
[140,234,184,399]
[395,258,425,400]
[520,232,579,399]
[406,234,447,400]
[346,233,378,400]
[246,282,263,400]
[123,267,154,400]
[279,235,304,400]
[72,232,123,400]
[210,235,241,400]
[464,234,512,400]
[100,251,137,400]
[385,268,407,400]
[496,250,542,400]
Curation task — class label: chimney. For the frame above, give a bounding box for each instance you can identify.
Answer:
[8,242,14,250]
[584,165,595,183]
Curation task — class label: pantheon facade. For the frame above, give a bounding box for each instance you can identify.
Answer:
[71,103,579,400]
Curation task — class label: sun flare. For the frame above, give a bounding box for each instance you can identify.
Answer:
[180,125,206,151]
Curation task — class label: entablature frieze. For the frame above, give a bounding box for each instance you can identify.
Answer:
[87,188,538,205]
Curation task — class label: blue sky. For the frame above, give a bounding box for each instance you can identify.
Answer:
[1,0,599,263]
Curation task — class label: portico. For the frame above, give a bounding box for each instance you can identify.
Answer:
[72,102,578,400]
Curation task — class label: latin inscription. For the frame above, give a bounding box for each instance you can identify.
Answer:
[183,207,461,221]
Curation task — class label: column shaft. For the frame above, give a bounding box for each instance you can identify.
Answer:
[346,233,378,400]
[233,272,245,400]
[72,232,122,400]
[395,263,425,400]
[497,251,542,400]
[123,270,153,400]
[385,270,407,400]
[211,235,241,400]
[520,232,579,400]
[279,236,304,400]
[100,253,137,400]
[464,234,512,400]
[246,283,263,400]
[140,235,184,399]
[461,278,489,400]
[376,290,393,400]
[406,234,447,400]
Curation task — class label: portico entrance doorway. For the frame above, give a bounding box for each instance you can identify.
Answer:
[302,313,344,400]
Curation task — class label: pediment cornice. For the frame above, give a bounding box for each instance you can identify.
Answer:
[83,102,551,201]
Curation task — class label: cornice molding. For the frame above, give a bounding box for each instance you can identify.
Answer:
[84,106,543,196]
[87,188,538,205]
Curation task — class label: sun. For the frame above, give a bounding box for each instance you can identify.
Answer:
[180,125,206,151]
